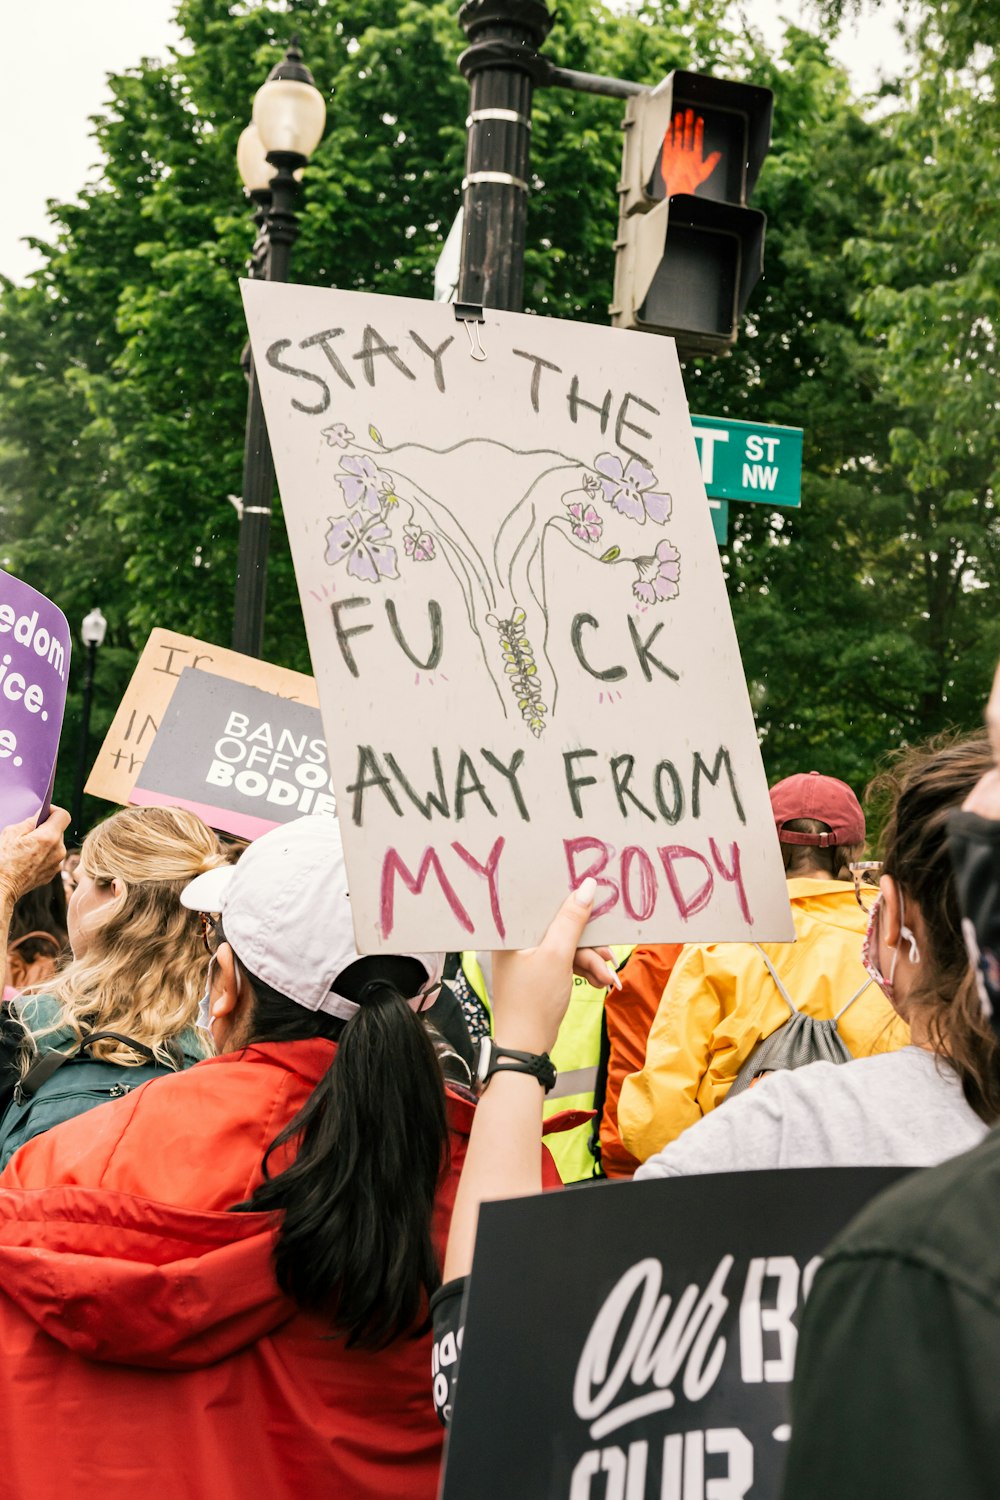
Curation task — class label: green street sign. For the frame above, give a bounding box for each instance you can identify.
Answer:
[709,497,729,544]
[691,415,803,508]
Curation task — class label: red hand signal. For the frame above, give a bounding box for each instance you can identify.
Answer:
[659,108,722,197]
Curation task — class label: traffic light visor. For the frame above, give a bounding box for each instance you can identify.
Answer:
[640,72,773,209]
[635,195,766,349]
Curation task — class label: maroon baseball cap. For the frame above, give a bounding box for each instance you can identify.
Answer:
[769,771,865,848]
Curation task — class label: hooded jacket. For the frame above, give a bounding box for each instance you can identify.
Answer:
[618,878,909,1163]
[0,1039,476,1500]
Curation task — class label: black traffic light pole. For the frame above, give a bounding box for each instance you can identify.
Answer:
[456,0,645,313]
[457,0,553,312]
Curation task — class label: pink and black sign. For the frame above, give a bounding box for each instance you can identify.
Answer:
[130,668,334,841]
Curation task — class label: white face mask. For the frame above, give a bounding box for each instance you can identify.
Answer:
[862,886,921,1002]
[197,954,242,1034]
[197,960,215,1032]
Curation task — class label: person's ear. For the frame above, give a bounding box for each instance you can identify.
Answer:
[210,942,242,1022]
[5,949,27,990]
[109,877,126,902]
[878,874,902,948]
[209,942,254,1051]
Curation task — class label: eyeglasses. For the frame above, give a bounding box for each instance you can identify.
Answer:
[199,912,222,956]
[849,861,883,912]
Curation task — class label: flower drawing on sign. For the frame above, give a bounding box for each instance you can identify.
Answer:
[566,499,603,544]
[320,420,685,737]
[594,453,672,526]
[403,524,436,562]
[325,509,399,585]
[321,421,355,449]
[488,607,547,738]
[336,454,393,514]
[633,539,681,604]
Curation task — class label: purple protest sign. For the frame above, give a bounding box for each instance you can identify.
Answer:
[0,570,71,826]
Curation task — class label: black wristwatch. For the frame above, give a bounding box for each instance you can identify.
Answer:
[475,1036,557,1094]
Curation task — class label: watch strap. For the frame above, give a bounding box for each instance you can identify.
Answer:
[477,1038,557,1094]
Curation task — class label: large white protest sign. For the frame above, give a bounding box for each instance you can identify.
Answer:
[243,282,793,951]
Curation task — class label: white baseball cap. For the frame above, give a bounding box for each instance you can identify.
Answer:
[180,815,443,1021]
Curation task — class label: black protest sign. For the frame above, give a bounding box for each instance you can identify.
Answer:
[441,1167,908,1500]
[129,668,334,840]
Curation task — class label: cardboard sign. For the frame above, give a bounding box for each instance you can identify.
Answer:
[130,669,334,840]
[86,628,318,806]
[0,570,71,825]
[442,1167,909,1500]
[243,282,794,951]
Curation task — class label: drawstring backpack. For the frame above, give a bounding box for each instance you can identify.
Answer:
[725,945,872,1100]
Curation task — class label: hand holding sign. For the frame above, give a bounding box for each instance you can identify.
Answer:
[0,804,70,996]
[0,806,71,906]
[490,879,609,1055]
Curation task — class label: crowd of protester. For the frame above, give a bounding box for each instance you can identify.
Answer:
[1,664,1000,1497]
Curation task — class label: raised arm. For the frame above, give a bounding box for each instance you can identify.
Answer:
[442,878,603,1283]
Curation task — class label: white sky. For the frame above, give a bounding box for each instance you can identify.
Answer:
[0,0,908,285]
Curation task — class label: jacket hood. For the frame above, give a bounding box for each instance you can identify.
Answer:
[0,1186,289,1369]
[785,877,871,936]
[0,1042,476,1371]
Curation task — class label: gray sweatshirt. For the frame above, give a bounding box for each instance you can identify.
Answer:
[634,1047,988,1180]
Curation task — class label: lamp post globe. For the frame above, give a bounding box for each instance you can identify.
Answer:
[237,122,276,196]
[252,40,327,163]
[80,607,107,650]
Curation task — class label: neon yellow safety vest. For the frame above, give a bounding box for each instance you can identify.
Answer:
[460,947,634,1183]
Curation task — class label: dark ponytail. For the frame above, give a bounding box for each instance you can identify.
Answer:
[243,973,450,1349]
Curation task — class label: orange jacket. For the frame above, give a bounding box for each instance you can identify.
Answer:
[600,943,683,1177]
[0,1041,473,1500]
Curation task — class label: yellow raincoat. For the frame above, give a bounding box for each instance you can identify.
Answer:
[618,878,909,1164]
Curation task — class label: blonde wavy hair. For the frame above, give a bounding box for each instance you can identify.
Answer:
[21,806,230,1070]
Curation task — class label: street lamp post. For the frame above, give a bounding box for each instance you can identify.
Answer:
[71,607,107,840]
[231,39,326,659]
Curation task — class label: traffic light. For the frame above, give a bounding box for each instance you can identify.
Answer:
[610,71,773,356]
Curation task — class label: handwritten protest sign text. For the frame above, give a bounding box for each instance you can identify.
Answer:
[245,283,793,950]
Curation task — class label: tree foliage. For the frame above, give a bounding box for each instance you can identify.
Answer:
[0,0,996,826]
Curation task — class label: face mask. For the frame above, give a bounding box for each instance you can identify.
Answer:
[197,958,215,1032]
[862,886,921,1001]
[197,954,243,1033]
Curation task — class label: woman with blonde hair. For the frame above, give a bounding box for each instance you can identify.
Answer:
[0,805,229,1168]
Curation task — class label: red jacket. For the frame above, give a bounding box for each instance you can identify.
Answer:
[0,1040,474,1499]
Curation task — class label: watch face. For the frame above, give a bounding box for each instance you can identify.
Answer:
[475,1038,492,1082]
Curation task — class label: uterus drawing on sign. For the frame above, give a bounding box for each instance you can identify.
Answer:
[320,421,682,737]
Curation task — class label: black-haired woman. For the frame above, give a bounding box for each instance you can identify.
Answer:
[0,814,578,1500]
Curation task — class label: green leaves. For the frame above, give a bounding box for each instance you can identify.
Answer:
[1,0,997,828]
